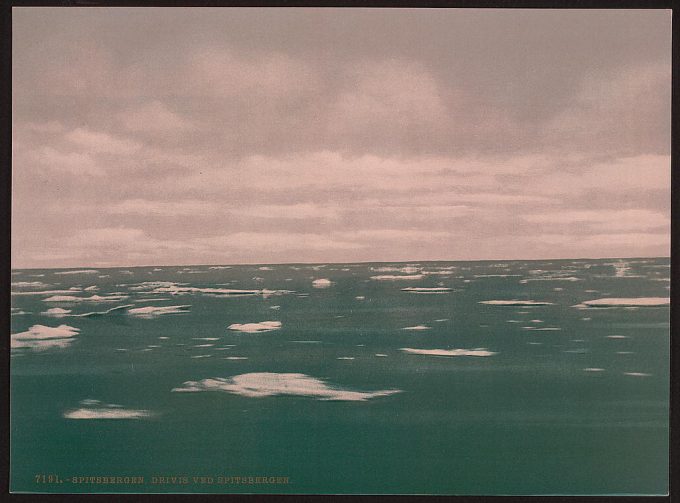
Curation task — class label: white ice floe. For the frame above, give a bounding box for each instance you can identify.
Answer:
[399,347,497,357]
[64,403,150,419]
[479,300,553,306]
[583,368,605,372]
[258,266,273,271]
[371,266,421,274]
[12,281,49,288]
[573,297,670,308]
[523,327,561,331]
[312,278,333,288]
[607,335,629,339]
[375,354,388,357]
[43,307,72,317]
[127,305,191,318]
[355,296,366,300]
[473,274,522,278]
[191,354,212,359]
[151,285,263,296]
[228,321,281,333]
[370,274,425,281]
[193,344,214,348]
[172,372,401,401]
[43,294,129,303]
[337,357,355,360]
[401,287,452,294]
[623,372,651,377]
[12,289,83,296]
[209,266,232,269]
[54,269,99,275]
[224,356,248,360]
[402,325,431,331]
[11,324,80,351]
[192,337,219,341]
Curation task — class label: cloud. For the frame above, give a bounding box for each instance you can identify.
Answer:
[64,127,142,155]
[119,101,195,134]
[523,209,669,232]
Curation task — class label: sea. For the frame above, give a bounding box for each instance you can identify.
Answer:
[9,257,670,494]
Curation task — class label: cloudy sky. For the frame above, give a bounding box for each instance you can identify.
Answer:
[12,8,671,268]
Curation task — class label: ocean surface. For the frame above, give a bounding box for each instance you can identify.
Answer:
[10,258,670,494]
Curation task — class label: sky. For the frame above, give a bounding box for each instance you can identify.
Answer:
[12,8,671,268]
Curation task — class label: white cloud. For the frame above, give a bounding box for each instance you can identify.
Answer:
[119,101,195,133]
[64,127,142,155]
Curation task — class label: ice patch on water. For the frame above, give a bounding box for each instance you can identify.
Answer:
[127,305,191,318]
[312,278,333,288]
[607,335,628,339]
[55,269,99,275]
[172,372,401,401]
[371,266,421,274]
[400,347,497,357]
[401,287,452,294]
[209,266,231,269]
[624,372,651,377]
[224,356,248,360]
[583,368,605,372]
[11,324,80,351]
[12,289,83,296]
[12,281,49,288]
[480,300,553,306]
[194,344,214,348]
[228,321,281,333]
[290,340,321,344]
[371,274,425,281]
[192,337,219,341]
[44,294,129,303]
[191,354,212,359]
[64,401,150,419]
[375,354,388,357]
[337,357,355,360]
[473,274,522,278]
[574,297,669,308]
[43,308,72,317]
[355,296,366,300]
[402,325,431,331]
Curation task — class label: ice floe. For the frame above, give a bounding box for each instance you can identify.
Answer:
[401,287,452,294]
[573,297,670,308]
[54,269,100,275]
[64,400,150,420]
[228,321,281,333]
[479,300,553,306]
[402,325,431,331]
[43,294,129,303]
[371,266,421,274]
[171,372,401,401]
[370,274,425,281]
[399,347,497,357]
[312,278,333,288]
[127,305,191,318]
[623,372,651,377]
[11,324,80,351]
[12,281,49,288]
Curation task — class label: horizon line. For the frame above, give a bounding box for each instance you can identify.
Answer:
[10,255,671,272]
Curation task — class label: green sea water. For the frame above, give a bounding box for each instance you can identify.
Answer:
[10,258,670,494]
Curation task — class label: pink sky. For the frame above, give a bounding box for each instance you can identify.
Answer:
[12,8,671,268]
